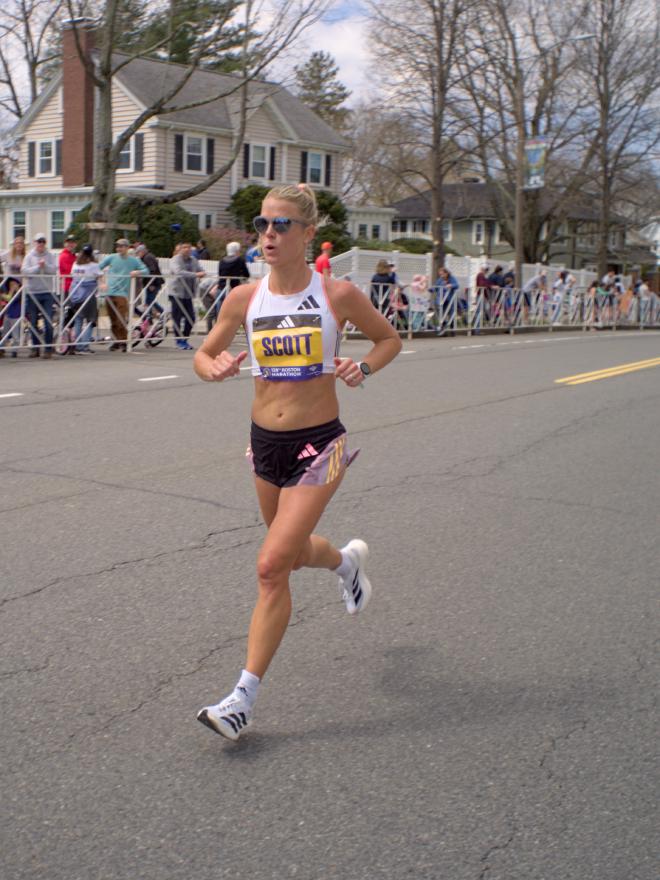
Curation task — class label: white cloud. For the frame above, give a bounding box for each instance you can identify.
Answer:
[303,15,372,104]
[270,6,373,105]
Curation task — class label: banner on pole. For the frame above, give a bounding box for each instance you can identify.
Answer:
[524,138,547,190]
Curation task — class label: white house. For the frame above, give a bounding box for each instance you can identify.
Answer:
[0,22,349,248]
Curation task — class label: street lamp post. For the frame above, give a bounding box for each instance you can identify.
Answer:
[513,33,595,288]
[514,74,525,289]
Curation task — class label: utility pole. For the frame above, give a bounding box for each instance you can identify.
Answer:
[513,33,595,289]
[514,74,525,288]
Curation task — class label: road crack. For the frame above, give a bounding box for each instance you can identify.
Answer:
[539,720,588,779]
[0,523,262,613]
[478,823,517,879]
[0,656,51,679]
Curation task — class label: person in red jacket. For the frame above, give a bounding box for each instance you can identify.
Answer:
[58,235,77,297]
[314,240,333,280]
[58,235,78,353]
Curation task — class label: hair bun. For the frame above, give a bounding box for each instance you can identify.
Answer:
[266,183,318,225]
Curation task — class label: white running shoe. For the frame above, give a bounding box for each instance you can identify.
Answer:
[196,689,252,741]
[338,539,372,615]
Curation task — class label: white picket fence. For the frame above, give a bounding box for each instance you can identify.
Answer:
[329,247,624,294]
[56,248,623,294]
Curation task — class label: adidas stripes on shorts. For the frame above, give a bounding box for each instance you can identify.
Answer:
[247,417,358,488]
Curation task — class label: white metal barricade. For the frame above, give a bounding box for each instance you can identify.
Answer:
[3,273,659,356]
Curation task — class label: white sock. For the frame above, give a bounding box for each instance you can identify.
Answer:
[234,669,260,708]
[333,548,354,579]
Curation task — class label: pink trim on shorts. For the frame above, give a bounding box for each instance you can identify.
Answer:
[297,432,359,486]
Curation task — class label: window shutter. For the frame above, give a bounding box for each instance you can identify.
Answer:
[324,154,332,188]
[243,142,250,177]
[28,141,36,177]
[134,134,144,171]
[269,146,276,180]
[300,150,308,183]
[206,138,215,175]
[55,139,62,175]
[174,134,184,172]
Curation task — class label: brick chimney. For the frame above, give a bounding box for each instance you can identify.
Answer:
[61,20,96,187]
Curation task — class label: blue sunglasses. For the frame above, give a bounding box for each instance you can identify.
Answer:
[253,216,308,234]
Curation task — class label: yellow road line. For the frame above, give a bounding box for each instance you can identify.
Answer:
[555,357,660,386]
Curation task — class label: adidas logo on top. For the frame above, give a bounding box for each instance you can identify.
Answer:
[297,295,320,311]
[276,316,296,329]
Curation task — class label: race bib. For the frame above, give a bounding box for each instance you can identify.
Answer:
[252,314,323,381]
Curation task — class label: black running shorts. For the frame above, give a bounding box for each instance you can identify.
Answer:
[247,417,358,488]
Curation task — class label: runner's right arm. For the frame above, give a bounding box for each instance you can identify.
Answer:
[193,283,256,382]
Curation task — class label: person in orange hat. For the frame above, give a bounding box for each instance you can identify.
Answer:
[314,240,333,280]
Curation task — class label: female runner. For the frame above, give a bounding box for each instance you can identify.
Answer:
[193,184,401,740]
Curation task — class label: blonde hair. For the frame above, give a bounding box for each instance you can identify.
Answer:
[265,183,319,226]
[10,237,26,260]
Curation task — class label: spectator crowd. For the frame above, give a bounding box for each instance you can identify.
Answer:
[1,234,657,357]
[0,234,251,357]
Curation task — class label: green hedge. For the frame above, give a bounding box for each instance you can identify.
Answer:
[66,203,200,257]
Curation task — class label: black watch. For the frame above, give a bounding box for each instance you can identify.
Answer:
[359,361,372,378]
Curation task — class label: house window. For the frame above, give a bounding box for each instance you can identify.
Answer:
[608,227,622,248]
[399,219,408,233]
[358,224,368,238]
[204,214,214,229]
[50,210,66,249]
[472,221,485,246]
[38,140,55,176]
[251,144,267,179]
[391,220,399,233]
[13,211,26,239]
[308,152,323,184]
[577,223,597,248]
[190,213,200,229]
[538,222,548,242]
[186,136,204,173]
[443,220,452,242]
[372,225,381,240]
[117,139,133,171]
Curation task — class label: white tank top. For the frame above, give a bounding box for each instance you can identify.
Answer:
[245,271,342,382]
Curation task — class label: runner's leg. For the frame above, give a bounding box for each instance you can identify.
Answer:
[247,470,345,679]
[254,476,342,571]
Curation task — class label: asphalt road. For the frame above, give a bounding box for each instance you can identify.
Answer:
[1,329,658,880]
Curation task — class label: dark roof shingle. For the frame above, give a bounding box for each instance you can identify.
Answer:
[391,182,625,224]
[114,54,348,148]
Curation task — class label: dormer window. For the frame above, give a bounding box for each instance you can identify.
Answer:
[27,139,62,178]
[185,136,204,173]
[38,140,55,176]
[308,152,323,184]
[250,144,267,178]
[117,141,133,171]
[242,142,276,181]
[116,134,144,173]
[175,133,215,176]
[300,150,332,187]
